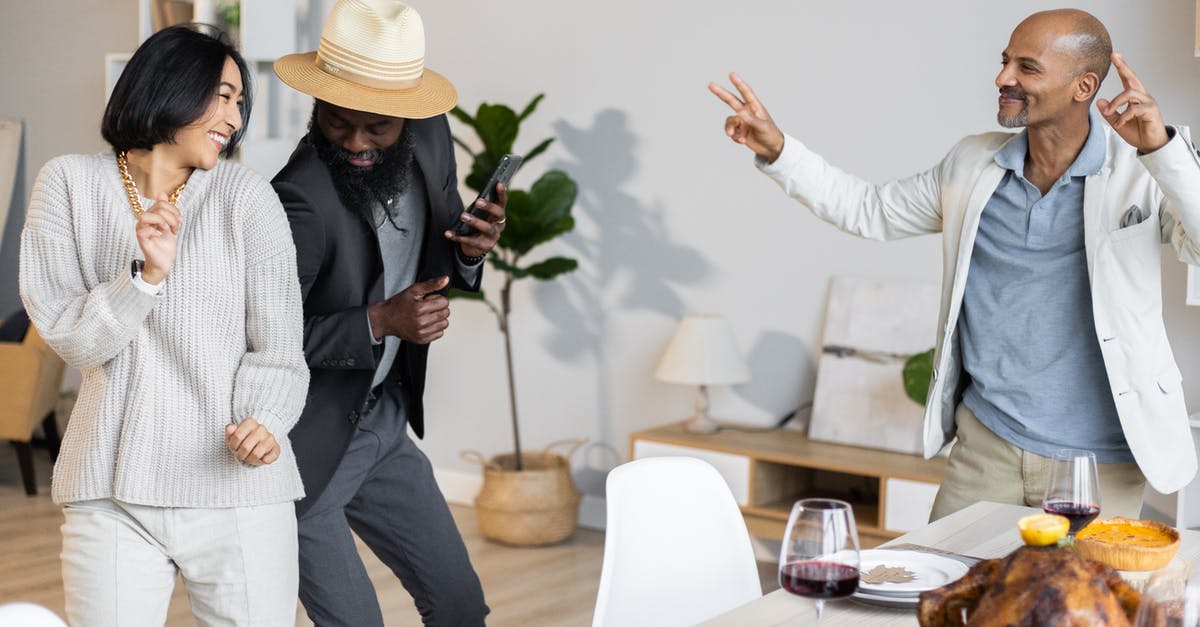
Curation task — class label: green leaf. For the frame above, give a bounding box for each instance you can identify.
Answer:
[465,156,500,194]
[474,103,520,160]
[498,172,578,255]
[527,171,577,222]
[522,138,554,166]
[451,135,476,158]
[523,256,578,280]
[517,94,545,122]
[448,287,486,301]
[489,256,530,279]
[448,106,475,128]
[902,348,935,405]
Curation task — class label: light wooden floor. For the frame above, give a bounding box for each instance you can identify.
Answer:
[0,445,781,625]
[0,444,607,626]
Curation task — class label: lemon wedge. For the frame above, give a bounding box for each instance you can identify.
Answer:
[1018,513,1070,547]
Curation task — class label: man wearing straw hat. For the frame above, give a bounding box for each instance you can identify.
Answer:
[272,1,501,624]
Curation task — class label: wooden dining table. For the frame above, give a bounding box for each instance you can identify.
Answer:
[700,500,1200,626]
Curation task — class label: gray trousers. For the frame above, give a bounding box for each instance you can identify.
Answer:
[297,386,488,626]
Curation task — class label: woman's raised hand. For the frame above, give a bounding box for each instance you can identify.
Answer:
[135,194,181,285]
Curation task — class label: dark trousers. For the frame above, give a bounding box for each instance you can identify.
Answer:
[296,386,488,626]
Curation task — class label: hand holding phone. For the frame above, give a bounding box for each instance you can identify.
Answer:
[455,154,522,236]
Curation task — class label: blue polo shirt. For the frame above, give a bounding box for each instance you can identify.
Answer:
[959,111,1132,463]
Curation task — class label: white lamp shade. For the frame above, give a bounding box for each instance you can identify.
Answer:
[654,315,750,386]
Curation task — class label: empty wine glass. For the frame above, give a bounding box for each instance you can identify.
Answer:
[1043,449,1101,538]
[1134,569,1200,627]
[778,498,861,623]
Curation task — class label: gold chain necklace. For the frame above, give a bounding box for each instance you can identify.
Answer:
[116,151,186,217]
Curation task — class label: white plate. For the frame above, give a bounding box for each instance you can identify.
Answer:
[850,588,920,609]
[856,549,970,596]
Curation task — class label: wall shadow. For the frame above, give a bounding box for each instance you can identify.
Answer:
[733,330,815,430]
[572,441,623,498]
[531,108,712,451]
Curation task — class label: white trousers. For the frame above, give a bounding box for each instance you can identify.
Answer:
[60,498,298,627]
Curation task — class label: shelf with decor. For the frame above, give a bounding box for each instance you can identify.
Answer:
[131,0,308,177]
[629,421,949,546]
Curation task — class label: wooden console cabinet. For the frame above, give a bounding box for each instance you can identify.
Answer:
[629,422,949,545]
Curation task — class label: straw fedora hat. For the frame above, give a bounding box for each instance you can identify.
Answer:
[274,0,457,119]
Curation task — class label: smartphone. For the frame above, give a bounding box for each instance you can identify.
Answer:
[455,154,523,236]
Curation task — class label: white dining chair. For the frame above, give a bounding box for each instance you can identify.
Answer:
[592,456,762,627]
[0,602,68,626]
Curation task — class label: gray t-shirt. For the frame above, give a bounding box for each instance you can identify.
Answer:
[371,174,428,389]
[368,168,483,389]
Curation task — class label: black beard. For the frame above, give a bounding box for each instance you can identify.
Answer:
[306,115,417,228]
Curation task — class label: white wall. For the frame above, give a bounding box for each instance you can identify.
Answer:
[0,1,138,315]
[3,1,1200,506]
[410,0,1200,501]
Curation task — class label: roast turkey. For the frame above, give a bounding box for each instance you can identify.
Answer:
[917,545,1141,626]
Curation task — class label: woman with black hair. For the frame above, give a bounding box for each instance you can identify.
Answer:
[19,25,308,626]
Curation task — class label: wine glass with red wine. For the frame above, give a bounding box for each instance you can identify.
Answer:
[778,498,861,623]
[1043,448,1101,538]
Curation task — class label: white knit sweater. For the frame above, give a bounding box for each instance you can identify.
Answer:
[19,153,310,507]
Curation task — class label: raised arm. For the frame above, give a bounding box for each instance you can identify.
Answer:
[1100,52,1200,262]
[710,72,945,239]
[708,72,786,164]
[19,157,160,369]
[1096,52,1170,154]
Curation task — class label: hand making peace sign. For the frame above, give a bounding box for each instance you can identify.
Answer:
[708,72,787,164]
[1096,52,1170,154]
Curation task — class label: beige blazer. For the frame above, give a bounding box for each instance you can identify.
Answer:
[760,124,1200,493]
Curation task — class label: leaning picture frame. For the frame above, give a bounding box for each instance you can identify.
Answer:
[807,275,940,455]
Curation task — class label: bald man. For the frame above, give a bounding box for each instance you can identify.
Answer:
[712,9,1200,520]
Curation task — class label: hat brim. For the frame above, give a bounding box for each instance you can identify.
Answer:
[274,52,458,119]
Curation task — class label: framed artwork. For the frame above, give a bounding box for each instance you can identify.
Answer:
[807,276,940,455]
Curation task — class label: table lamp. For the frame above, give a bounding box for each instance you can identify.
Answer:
[654,314,750,434]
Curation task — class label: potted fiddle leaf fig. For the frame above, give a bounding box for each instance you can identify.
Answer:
[451,94,583,546]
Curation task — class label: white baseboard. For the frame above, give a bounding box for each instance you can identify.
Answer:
[576,493,606,530]
[434,467,607,531]
[433,467,485,507]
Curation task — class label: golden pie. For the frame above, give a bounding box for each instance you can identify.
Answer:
[1074,517,1180,571]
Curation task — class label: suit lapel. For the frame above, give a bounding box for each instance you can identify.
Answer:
[409,118,457,283]
[411,119,449,230]
[1082,168,1110,283]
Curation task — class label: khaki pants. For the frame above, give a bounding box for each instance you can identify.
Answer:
[930,404,1146,522]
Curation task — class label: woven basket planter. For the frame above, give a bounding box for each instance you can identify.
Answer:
[462,441,584,546]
